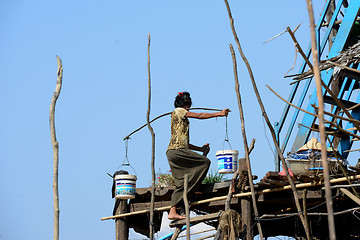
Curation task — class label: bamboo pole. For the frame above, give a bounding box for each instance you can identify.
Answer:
[303,189,310,237]
[260,207,360,218]
[306,1,336,238]
[171,227,183,240]
[340,188,360,206]
[183,174,190,240]
[223,0,310,238]
[195,234,216,240]
[101,174,360,220]
[229,43,262,239]
[178,228,216,238]
[50,56,63,240]
[146,33,156,240]
[123,108,223,140]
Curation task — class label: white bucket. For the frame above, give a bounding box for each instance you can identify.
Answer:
[115,174,137,199]
[216,150,239,174]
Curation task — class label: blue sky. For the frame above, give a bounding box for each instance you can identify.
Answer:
[1,0,349,239]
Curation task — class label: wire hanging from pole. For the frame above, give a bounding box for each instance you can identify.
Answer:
[118,138,137,175]
[223,116,232,150]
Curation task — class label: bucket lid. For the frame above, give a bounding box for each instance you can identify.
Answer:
[115,174,137,180]
[216,150,239,155]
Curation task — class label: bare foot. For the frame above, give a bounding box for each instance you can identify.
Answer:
[168,213,186,220]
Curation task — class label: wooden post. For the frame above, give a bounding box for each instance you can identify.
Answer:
[239,158,253,240]
[184,174,190,240]
[225,139,255,211]
[229,42,263,239]
[306,1,336,239]
[241,196,252,240]
[115,200,129,240]
[146,33,156,240]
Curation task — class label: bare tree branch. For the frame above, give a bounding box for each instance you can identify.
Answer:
[50,56,63,240]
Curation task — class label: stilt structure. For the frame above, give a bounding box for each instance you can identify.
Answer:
[102,0,360,239]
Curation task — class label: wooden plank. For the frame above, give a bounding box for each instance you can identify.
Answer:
[129,201,171,212]
[265,171,296,181]
[264,178,288,187]
[265,171,279,178]
[169,211,222,228]
[207,197,240,207]
[340,188,360,205]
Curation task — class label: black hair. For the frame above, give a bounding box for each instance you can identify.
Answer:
[174,92,192,108]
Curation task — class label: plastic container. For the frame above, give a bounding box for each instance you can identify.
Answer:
[114,173,137,199]
[216,150,239,174]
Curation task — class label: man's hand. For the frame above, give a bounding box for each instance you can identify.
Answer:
[219,108,230,117]
[202,143,210,157]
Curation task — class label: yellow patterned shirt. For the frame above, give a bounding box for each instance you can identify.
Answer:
[167,108,189,150]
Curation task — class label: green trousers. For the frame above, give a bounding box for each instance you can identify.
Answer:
[166,148,210,207]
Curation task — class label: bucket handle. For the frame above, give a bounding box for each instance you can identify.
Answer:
[117,139,137,176]
[119,157,137,176]
[223,116,232,150]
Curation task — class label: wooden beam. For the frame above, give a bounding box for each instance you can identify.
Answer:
[259,207,360,218]
[129,201,172,213]
[169,212,222,228]
[340,188,360,206]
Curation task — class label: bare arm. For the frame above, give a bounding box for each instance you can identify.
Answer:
[189,143,210,153]
[186,108,230,119]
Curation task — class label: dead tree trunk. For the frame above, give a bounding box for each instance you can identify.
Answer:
[230,41,262,239]
[146,33,156,240]
[50,56,63,240]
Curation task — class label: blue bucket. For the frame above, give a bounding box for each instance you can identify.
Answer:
[115,174,137,199]
[216,150,239,174]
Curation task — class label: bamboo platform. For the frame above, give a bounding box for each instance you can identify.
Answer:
[106,171,360,239]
